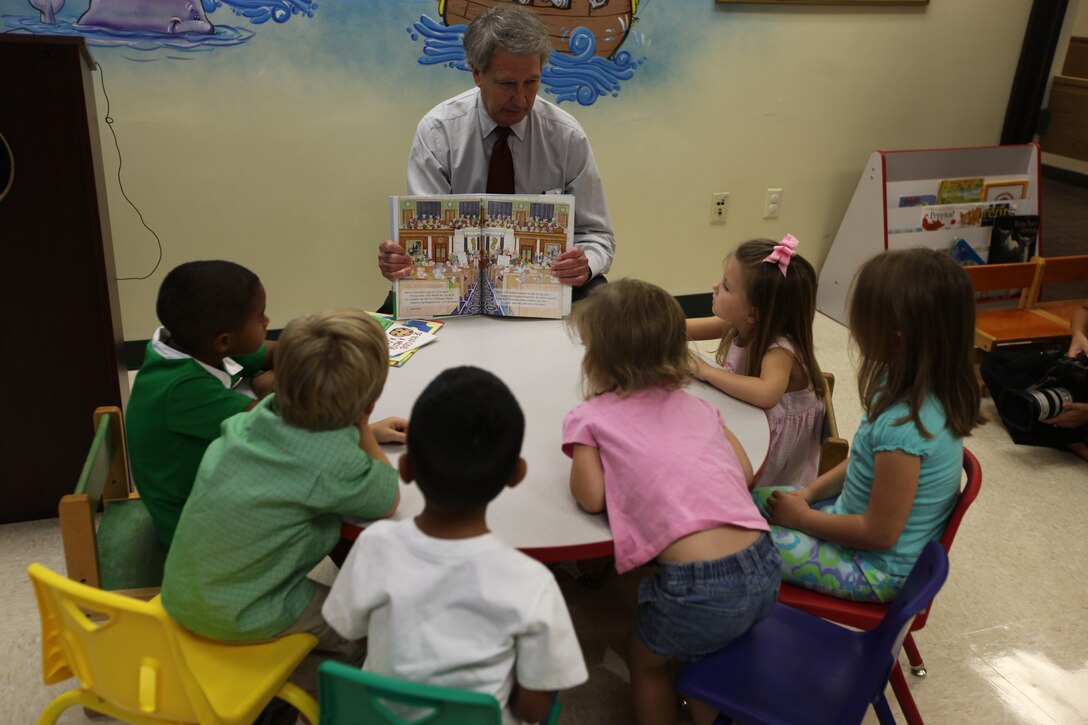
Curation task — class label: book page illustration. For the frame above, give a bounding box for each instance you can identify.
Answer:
[393,195,486,319]
[392,194,574,319]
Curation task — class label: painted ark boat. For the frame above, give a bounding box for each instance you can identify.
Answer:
[439,0,637,60]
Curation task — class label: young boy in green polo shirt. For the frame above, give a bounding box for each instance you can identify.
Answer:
[126,260,276,549]
[161,308,404,677]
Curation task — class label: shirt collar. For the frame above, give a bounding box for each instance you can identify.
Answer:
[476,90,528,142]
[151,326,244,389]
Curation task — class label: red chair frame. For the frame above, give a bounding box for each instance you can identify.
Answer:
[777,448,982,725]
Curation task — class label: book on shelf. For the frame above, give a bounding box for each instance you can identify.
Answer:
[982,179,1028,202]
[898,194,936,208]
[936,177,984,205]
[391,194,574,320]
[986,215,1039,265]
[948,238,986,267]
[919,201,1016,233]
[368,312,444,367]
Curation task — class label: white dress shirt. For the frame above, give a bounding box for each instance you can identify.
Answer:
[407,88,616,278]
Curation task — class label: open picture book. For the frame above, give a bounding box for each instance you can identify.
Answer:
[391,194,575,320]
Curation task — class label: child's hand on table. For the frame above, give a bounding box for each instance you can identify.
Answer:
[250,371,275,398]
[371,416,409,444]
[689,352,711,381]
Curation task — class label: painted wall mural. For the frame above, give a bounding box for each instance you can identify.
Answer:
[8,0,316,54]
[4,0,648,103]
[411,1,646,105]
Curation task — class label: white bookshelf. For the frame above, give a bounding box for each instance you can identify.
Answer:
[817,144,1042,324]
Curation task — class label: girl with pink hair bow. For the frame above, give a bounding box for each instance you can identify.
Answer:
[687,236,826,489]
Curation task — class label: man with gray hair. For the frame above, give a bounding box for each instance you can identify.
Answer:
[377,4,615,304]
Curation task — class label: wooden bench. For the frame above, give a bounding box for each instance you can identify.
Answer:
[1027,254,1088,328]
[963,261,1071,353]
[58,406,164,599]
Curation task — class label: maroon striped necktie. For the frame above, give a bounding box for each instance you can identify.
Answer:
[486,126,515,194]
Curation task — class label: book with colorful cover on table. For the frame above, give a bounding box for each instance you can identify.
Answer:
[368,313,444,367]
[391,194,574,320]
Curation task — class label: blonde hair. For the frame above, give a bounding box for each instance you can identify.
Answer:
[274,308,389,430]
[849,248,982,438]
[569,278,691,397]
[716,239,825,398]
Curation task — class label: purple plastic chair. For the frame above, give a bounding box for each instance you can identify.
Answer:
[674,540,950,725]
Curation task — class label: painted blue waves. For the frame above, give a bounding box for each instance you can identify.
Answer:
[545,27,639,105]
[408,14,469,70]
[0,15,254,54]
[408,15,644,106]
[202,0,318,25]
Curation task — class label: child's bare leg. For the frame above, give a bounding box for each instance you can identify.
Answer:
[1067,441,1088,462]
[628,628,679,725]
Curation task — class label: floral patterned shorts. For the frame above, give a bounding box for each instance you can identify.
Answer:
[751,487,906,603]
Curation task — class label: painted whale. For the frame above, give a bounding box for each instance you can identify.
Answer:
[28,0,65,24]
[77,0,214,34]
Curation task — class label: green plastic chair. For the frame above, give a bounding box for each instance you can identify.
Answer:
[317,660,562,724]
[58,406,165,598]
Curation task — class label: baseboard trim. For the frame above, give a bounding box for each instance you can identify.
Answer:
[125,329,283,371]
[676,292,713,319]
[124,341,145,371]
[1042,164,1088,187]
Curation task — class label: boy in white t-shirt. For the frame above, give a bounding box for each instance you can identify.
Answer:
[323,366,588,724]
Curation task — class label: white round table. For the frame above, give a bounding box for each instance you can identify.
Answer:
[343,316,769,562]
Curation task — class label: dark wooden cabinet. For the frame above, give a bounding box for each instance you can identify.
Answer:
[1039,38,1088,163]
[0,35,128,523]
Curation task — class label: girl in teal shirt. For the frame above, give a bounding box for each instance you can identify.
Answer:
[754,248,983,602]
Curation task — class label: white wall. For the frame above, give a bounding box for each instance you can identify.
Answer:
[70,0,1035,339]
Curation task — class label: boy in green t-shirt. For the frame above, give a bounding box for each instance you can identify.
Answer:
[126,260,276,548]
[162,308,404,681]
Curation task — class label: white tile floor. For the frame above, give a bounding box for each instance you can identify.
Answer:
[3,312,1087,724]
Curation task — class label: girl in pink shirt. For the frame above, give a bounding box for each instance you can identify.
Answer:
[562,279,780,725]
[687,236,826,488]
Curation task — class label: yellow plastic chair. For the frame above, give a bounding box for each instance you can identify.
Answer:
[28,562,319,725]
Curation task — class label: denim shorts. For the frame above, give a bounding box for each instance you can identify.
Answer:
[635,533,781,661]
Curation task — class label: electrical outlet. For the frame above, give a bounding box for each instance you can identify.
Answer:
[710,192,729,224]
[764,188,783,219]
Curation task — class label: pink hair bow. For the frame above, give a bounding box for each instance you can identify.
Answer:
[763,234,799,277]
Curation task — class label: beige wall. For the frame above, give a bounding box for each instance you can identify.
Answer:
[1073,0,1088,36]
[95,1,1034,340]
